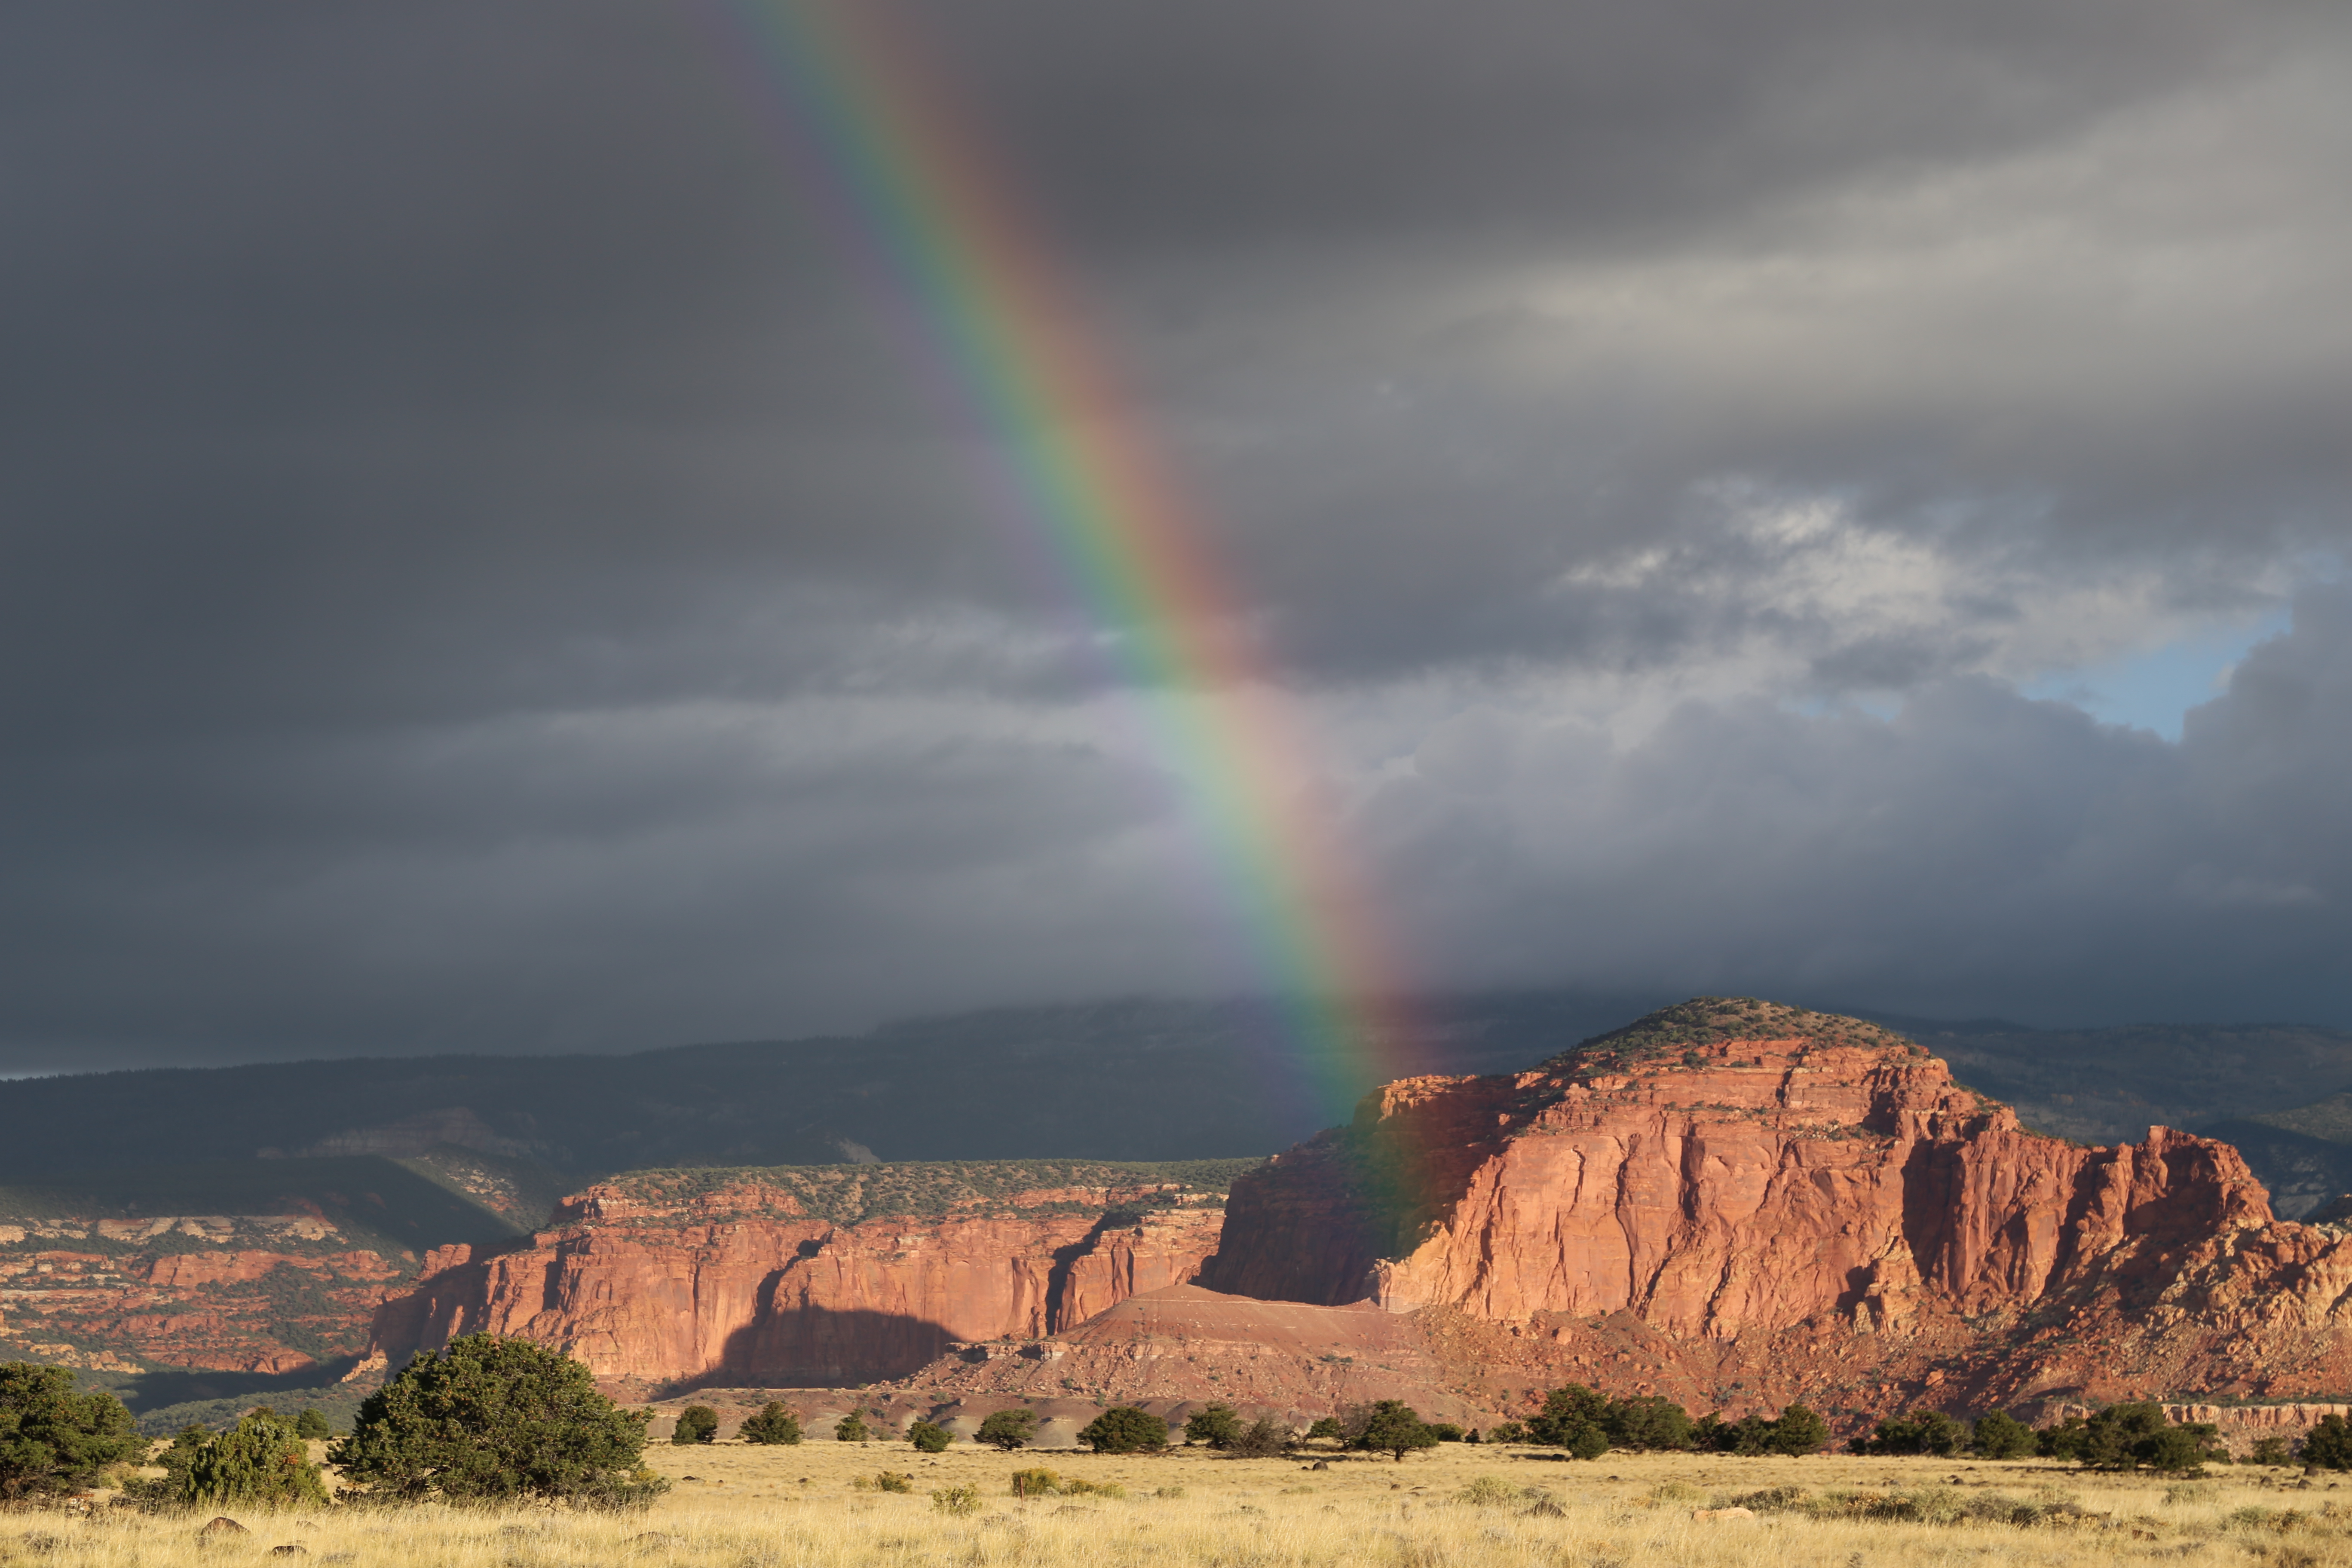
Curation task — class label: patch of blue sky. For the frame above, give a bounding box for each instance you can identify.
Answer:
[2024,609,2292,740]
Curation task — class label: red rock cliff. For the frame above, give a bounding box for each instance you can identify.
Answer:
[1201,999,2352,1415]
[363,1169,1225,1389]
[1208,999,2271,1335]
[0,1214,404,1375]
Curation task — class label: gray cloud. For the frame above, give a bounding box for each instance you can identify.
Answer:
[1375,581,2352,1024]
[1,0,2349,1069]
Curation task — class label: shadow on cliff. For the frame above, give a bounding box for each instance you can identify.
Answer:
[1043,1210,1142,1333]
[655,1300,969,1398]
[100,1354,365,1414]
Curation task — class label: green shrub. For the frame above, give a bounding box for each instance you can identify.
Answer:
[835,1413,872,1444]
[293,1407,331,1441]
[1228,1418,1293,1458]
[1528,1384,1610,1456]
[327,1334,666,1507]
[1770,1405,1830,1455]
[2042,1403,2221,1472]
[976,1409,1038,1451]
[0,1362,142,1501]
[931,1482,983,1515]
[1486,1421,1526,1444]
[2082,1403,2169,1469]
[740,1402,802,1445]
[2303,1415,2352,1470]
[2141,1426,2211,1473]
[1185,1404,1245,1449]
[1699,1405,1828,1455]
[671,1406,719,1446]
[1856,1409,1971,1457]
[2038,1415,2088,1460]
[1971,1410,2037,1459]
[2251,1436,2294,1467]
[1605,1394,1696,1452]
[1009,1466,1059,1497]
[159,1411,329,1509]
[909,1420,952,1453]
[1078,1406,1168,1454]
[1305,1417,1345,1443]
[1457,1474,1519,1506]
[1351,1401,1440,1462]
[1526,1386,1702,1455]
[1425,1421,1466,1442]
[873,1470,914,1494]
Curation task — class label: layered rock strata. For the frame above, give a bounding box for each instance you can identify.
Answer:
[1196,999,2352,1422]
[362,1172,1225,1390]
[0,1214,405,1374]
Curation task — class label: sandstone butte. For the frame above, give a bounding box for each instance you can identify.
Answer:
[1185,999,2352,1425]
[357,1170,1227,1393]
[358,999,2352,1449]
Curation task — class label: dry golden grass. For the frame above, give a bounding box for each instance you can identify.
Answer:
[12,1442,2352,1568]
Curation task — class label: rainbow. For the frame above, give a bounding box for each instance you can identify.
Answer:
[704,0,1415,1121]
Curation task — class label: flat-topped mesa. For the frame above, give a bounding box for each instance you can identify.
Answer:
[1204,998,2275,1340]
[1539,998,1996,1137]
[362,1161,1237,1390]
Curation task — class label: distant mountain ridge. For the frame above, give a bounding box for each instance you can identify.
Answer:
[0,992,1676,1185]
[5,992,2352,1210]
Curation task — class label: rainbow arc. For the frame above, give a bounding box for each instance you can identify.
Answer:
[712,0,1416,1120]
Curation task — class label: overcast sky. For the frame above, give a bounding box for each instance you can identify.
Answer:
[4,0,2350,1073]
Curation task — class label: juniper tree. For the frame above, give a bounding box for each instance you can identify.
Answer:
[975,1409,1037,1450]
[740,1403,803,1445]
[1077,1406,1168,1453]
[0,1363,141,1502]
[327,1335,665,1507]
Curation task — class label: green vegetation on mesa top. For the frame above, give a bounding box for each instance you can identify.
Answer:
[598,1158,1265,1225]
[2248,1093,2352,1144]
[1550,997,1924,1072]
[0,1155,528,1256]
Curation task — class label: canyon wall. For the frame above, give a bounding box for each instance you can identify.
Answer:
[362,1172,1225,1390]
[0,1214,406,1375]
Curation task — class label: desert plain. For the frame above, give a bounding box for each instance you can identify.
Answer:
[15,1441,2352,1568]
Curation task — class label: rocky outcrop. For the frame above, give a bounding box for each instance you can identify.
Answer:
[0,1216,406,1374]
[1194,998,2352,1420]
[1210,1003,2269,1332]
[363,1169,1227,1390]
[900,1282,1488,1426]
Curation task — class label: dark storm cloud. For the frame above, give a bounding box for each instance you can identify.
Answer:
[1379,581,2352,1026]
[2,1,2349,1069]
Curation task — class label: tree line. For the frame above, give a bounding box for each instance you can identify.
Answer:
[4,1344,2335,1507]
[1508,1384,2279,1474]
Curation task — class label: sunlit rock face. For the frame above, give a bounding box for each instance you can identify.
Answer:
[1201,998,2352,1419]
[363,1173,1225,1389]
[1210,999,2271,1333]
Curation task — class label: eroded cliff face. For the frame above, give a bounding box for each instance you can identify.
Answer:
[362,1173,1225,1390]
[1207,1001,2274,1335]
[1194,998,2352,1416]
[0,1214,406,1374]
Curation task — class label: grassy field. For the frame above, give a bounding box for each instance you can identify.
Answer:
[12,1441,2352,1568]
